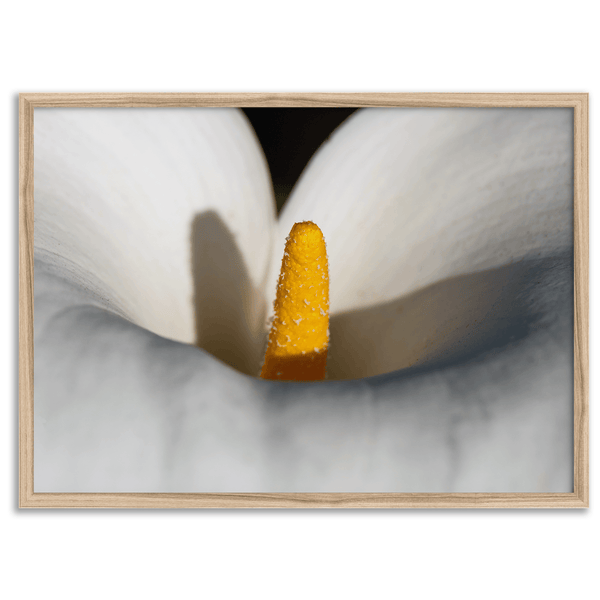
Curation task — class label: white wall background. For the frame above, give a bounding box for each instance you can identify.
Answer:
[2,2,597,598]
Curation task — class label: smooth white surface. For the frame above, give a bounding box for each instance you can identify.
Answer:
[2,3,597,600]
[280,108,573,312]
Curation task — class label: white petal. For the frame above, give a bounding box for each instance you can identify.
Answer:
[35,261,571,493]
[35,108,276,374]
[34,264,269,492]
[278,108,572,311]
[33,107,572,494]
[277,108,573,378]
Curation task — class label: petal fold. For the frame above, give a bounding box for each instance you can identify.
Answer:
[35,259,572,492]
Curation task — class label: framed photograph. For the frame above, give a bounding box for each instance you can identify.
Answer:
[19,93,588,508]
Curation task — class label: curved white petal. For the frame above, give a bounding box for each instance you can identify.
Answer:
[33,107,573,494]
[35,108,276,374]
[277,108,573,378]
[278,108,573,312]
[35,257,572,493]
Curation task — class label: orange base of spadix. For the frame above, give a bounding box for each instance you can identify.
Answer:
[260,222,329,381]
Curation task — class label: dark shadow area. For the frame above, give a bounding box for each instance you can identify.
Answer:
[242,108,358,212]
[328,254,574,380]
[191,211,266,376]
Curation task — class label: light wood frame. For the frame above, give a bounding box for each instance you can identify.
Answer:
[19,93,589,509]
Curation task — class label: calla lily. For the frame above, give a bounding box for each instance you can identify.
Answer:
[34,107,573,493]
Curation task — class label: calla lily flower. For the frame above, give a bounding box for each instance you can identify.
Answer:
[34,107,573,493]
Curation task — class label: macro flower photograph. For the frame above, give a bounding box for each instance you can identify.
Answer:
[31,103,574,494]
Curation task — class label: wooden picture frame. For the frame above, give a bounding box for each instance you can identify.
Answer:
[19,93,589,508]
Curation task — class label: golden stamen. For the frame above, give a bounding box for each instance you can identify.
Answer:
[260,221,329,381]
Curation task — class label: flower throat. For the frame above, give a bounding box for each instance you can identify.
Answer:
[260,222,329,381]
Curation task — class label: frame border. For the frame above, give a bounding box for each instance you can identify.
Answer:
[19,93,589,509]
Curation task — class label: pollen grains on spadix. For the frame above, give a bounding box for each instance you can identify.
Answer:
[260,221,330,381]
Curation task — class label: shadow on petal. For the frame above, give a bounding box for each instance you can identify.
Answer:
[328,254,573,380]
[191,211,267,376]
